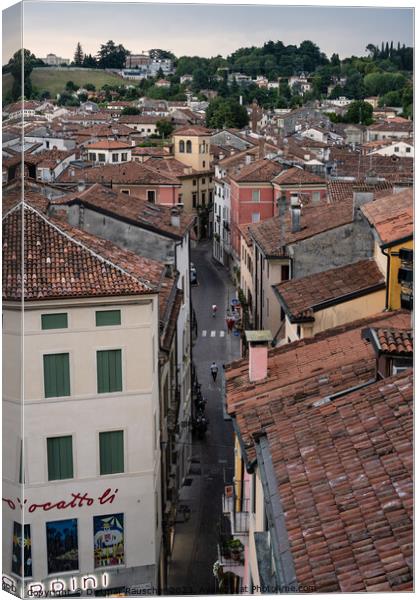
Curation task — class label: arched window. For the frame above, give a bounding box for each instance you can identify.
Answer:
[186,140,192,153]
[179,140,185,153]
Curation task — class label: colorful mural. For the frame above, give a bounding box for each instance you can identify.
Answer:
[12,522,32,578]
[46,519,78,574]
[94,513,124,568]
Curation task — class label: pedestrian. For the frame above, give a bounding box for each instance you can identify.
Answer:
[210,361,218,382]
[212,304,217,318]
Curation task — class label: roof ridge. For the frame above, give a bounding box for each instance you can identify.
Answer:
[22,203,156,291]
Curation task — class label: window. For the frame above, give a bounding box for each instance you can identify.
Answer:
[147,190,156,204]
[46,519,78,574]
[43,353,70,398]
[251,212,260,223]
[281,264,290,281]
[209,191,213,203]
[46,141,50,149]
[297,325,301,338]
[193,179,197,186]
[97,349,122,393]
[99,430,124,474]
[201,192,206,205]
[179,140,185,153]
[112,153,119,163]
[186,140,192,153]
[202,177,205,184]
[406,147,411,153]
[312,191,320,203]
[12,523,32,577]
[88,152,97,162]
[395,147,399,153]
[121,189,130,195]
[96,310,121,327]
[47,436,73,480]
[42,313,68,330]
[192,192,197,208]
[252,190,260,202]
[98,153,106,162]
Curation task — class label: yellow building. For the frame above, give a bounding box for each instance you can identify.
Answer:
[172,125,212,171]
[273,259,387,343]
[362,188,413,311]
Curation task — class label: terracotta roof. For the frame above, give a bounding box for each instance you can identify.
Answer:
[327,180,393,204]
[57,161,181,186]
[119,115,161,124]
[3,203,167,302]
[161,289,183,352]
[2,186,50,216]
[226,310,411,478]
[86,140,132,150]
[328,149,413,183]
[172,125,211,136]
[230,158,285,183]
[368,121,413,132]
[361,189,413,246]
[249,199,354,257]
[274,260,385,321]
[273,166,326,186]
[131,146,169,157]
[259,370,413,592]
[52,183,195,239]
[375,328,413,355]
[238,223,253,247]
[75,124,134,138]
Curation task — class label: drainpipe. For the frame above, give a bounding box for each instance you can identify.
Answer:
[381,246,390,310]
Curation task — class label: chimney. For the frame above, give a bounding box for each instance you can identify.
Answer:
[290,193,301,233]
[251,99,258,133]
[170,206,180,228]
[278,191,288,246]
[77,180,86,193]
[245,330,272,382]
[258,137,265,159]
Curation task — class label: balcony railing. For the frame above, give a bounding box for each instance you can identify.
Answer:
[223,493,250,534]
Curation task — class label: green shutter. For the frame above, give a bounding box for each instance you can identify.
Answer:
[99,431,124,475]
[97,350,122,393]
[47,436,73,480]
[44,353,70,398]
[41,313,68,330]
[96,310,121,327]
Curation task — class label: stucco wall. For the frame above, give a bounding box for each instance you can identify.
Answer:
[289,219,374,279]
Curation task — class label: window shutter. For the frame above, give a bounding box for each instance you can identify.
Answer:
[42,313,68,329]
[97,350,122,393]
[43,353,70,398]
[96,310,121,327]
[100,431,124,475]
[47,436,73,480]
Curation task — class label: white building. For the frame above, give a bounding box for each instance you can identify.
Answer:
[86,141,133,164]
[2,199,167,595]
[41,53,70,66]
[213,163,231,267]
[367,140,414,158]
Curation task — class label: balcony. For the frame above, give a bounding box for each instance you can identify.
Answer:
[223,492,250,535]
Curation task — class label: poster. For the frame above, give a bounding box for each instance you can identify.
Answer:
[12,522,32,578]
[94,513,124,568]
[46,519,78,574]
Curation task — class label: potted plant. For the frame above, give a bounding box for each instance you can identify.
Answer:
[228,539,244,562]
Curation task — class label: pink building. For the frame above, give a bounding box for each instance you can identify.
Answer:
[229,159,285,257]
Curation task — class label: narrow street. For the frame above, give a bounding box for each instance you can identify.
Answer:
[166,241,241,594]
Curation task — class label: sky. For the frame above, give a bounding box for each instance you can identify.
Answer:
[2,1,414,65]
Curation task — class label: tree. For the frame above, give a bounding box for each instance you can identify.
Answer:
[84,83,96,91]
[8,49,35,100]
[344,100,373,125]
[97,40,130,69]
[74,42,84,66]
[206,97,248,129]
[65,81,78,91]
[58,91,80,107]
[82,54,97,68]
[156,119,174,138]
[121,106,141,115]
